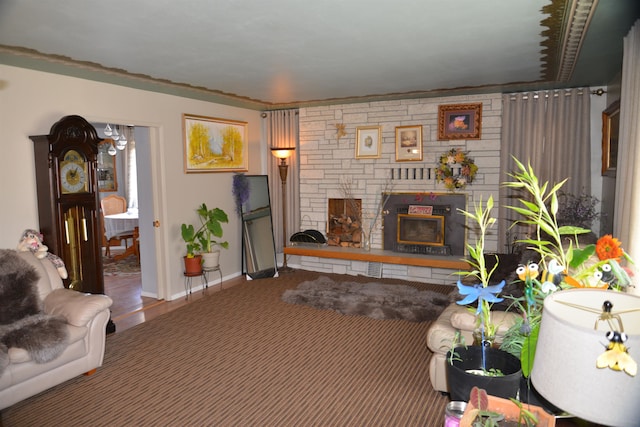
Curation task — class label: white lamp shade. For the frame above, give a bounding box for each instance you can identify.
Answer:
[270,147,295,159]
[531,288,640,426]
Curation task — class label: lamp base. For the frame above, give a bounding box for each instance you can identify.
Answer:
[278,265,295,274]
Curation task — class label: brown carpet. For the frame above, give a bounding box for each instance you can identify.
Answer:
[2,270,451,426]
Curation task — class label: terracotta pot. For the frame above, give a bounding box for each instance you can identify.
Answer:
[460,394,556,427]
[183,255,203,275]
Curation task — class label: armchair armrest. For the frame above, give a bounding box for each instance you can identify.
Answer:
[43,288,113,327]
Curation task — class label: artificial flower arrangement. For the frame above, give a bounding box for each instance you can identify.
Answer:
[499,158,635,377]
[436,148,478,191]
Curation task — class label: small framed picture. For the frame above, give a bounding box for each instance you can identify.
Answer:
[438,103,482,140]
[395,125,423,161]
[355,126,382,159]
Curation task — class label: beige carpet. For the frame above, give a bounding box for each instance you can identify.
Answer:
[2,270,451,426]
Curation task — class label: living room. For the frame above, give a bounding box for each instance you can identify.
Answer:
[1,1,640,424]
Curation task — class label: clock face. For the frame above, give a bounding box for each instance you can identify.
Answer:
[60,150,89,194]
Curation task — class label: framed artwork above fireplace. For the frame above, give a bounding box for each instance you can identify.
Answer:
[437,103,482,140]
[395,125,423,161]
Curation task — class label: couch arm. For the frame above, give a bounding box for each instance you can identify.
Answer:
[43,288,113,327]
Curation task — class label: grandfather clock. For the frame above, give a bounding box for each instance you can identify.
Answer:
[30,115,104,294]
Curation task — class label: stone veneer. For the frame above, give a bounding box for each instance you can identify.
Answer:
[291,94,503,285]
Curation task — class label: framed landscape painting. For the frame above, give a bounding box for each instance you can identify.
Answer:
[437,103,482,140]
[183,114,248,173]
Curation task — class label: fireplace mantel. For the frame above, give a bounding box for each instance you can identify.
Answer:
[284,245,470,270]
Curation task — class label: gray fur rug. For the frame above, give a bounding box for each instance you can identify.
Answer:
[0,249,69,375]
[281,276,451,322]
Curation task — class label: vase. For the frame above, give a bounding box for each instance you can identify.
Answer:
[446,346,522,402]
[361,230,371,251]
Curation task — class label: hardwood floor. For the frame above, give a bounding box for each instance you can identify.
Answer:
[103,253,243,333]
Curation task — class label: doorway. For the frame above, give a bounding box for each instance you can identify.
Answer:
[94,123,160,325]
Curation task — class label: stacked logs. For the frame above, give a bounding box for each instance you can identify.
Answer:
[327,214,363,247]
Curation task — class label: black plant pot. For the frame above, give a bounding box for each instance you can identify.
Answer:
[446,346,522,402]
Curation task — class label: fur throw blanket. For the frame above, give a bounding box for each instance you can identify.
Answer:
[0,249,69,376]
[282,276,452,322]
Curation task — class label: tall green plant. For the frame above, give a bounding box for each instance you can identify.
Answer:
[455,195,504,344]
[500,157,592,376]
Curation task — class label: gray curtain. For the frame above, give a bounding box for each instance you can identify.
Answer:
[265,109,300,253]
[498,88,591,251]
[614,19,640,294]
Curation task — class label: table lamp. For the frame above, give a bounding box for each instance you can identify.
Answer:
[531,288,640,426]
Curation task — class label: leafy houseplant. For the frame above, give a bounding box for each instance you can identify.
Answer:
[500,158,634,378]
[181,222,203,274]
[447,195,522,402]
[181,203,229,272]
[460,386,555,427]
[194,203,229,269]
[455,195,505,346]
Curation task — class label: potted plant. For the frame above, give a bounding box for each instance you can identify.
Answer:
[181,222,203,275]
[499,158,634,409]
[460,386,556,427]
[446,195,522,402]
[194,203,229,269]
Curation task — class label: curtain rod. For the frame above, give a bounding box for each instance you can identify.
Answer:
[508,88,589,101]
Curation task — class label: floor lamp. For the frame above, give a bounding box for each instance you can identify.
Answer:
[271,147,296,273]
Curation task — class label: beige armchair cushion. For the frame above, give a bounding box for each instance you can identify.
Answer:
[43,289,113,327]
[450,305,521,337]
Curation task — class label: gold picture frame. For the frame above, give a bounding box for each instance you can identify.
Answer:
[395,125,423,161]
[437,103,482,140]
[183,114,249,173]
[601,100,620,177]
[355,125,382,159]
[97,139,117,192]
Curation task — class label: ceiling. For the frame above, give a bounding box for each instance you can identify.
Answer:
[0,0,638,110]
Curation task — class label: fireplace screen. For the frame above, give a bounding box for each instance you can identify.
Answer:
[396,214,444,246]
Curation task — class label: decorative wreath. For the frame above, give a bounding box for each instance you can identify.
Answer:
[435,148,478,191]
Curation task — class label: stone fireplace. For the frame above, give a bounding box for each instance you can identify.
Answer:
[382,193,466,256]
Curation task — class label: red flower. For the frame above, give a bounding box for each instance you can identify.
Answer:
[596,235,624,261]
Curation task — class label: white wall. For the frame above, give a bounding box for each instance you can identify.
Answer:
[0,64,263,300]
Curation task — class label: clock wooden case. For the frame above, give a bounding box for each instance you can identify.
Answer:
[30,115,104,294]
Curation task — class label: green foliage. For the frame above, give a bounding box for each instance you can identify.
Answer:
[181,203,229,256]
[503,157,591,272]
[456,195,499,336]
[195,203,229,253]
[181,223,201,257]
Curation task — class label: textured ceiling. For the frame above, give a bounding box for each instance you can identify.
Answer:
[0,0,638,110]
